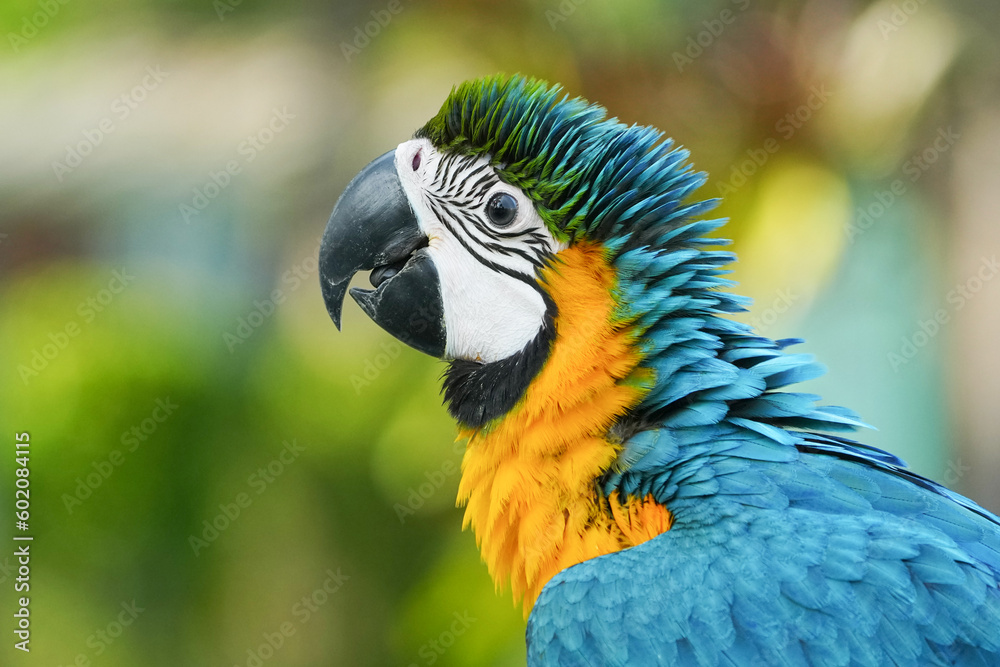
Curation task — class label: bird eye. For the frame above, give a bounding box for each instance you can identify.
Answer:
[411,150,421,171]
[485,192,518,227]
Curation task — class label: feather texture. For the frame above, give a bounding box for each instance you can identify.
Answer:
[416,74,1000,665]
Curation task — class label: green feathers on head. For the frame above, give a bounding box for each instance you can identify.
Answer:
[416,73,715,248]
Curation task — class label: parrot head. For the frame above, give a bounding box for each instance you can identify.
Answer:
[319,122,565,363]
[320,73,734,432]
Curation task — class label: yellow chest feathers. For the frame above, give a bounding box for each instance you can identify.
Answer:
[456,243,673,615]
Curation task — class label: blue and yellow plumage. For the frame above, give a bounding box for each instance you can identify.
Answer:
[321,74,1000,665]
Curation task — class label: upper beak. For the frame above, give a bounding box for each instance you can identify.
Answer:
[319,149,446,357]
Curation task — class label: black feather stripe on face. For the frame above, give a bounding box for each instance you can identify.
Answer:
[426,154,551,266]
[423,154,554,298]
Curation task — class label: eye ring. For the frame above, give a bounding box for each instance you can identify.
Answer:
[485,192,518,228]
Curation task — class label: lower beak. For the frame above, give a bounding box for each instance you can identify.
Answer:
[319,149,446,357]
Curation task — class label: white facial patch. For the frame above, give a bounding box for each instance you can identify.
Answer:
[394,138,567,363]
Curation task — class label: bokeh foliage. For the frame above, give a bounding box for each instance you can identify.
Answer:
[2,0,1000,665]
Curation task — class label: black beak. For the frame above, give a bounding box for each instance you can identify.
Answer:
[319,150,446,357]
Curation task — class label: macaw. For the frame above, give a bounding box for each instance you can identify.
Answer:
[319,74,1000,665]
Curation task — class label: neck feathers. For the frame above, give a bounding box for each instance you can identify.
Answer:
[456,243,672,614]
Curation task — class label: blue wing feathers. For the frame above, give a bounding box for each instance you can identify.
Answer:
[531,417,1000,665]
[529,489,1000,665]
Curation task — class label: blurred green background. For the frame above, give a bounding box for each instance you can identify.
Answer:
[2,0,1000,665]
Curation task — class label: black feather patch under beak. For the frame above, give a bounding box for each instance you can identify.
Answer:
[319,149,446,357]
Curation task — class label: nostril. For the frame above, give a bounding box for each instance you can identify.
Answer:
[411,150,421,171]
